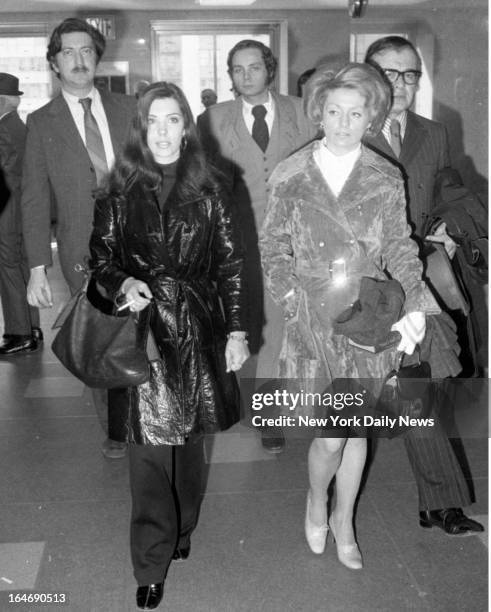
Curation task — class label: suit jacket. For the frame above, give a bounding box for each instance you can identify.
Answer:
[199,92,317,356]
[21,90,136,291]
[0,111,26,233]
[199,91,317,228]
[364,111,450,237]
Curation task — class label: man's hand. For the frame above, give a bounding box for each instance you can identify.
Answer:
[425,222,458,259]
[27,267,53,308]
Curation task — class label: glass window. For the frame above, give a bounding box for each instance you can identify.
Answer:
[0,36,51,122]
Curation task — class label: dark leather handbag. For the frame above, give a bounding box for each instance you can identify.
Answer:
[51,277,151,388]
[375,348,433,438]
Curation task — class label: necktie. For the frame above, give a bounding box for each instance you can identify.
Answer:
[390,119,402,158]
[252,105,269,152]
[79,97,108,185]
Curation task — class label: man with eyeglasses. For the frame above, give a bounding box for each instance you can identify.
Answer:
[364,36,457,251]
[364,36,484,537]
[21,17,136,459]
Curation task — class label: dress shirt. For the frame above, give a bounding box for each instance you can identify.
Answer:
[314,139,361,197]
[382,110,408,147]
[61,87,115,169]
[241,91,275,136]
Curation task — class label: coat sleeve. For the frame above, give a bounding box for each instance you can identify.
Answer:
[0,127,16,187]
[89,195,131,299]
[259,186,299,319]
[381,179,440,314]
[210,193,247,333]
[20,114,54,268]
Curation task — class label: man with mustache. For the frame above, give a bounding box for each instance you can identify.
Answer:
[21,17,136,458]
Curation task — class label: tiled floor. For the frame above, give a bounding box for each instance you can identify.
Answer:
[0,255,487,612]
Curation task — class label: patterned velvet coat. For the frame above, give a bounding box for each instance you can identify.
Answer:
[259,140,439,384]
[89,181,246,445]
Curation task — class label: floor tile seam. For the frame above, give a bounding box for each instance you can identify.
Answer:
[363,493,434,609]
[0,497,129,507]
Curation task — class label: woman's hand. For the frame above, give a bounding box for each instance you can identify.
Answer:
[225,332,250,372]
[391,311,426,355]
[119,277,153,313]
[425,221,458,259]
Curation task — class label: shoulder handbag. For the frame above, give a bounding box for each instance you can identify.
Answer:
[51,276,151,388]
[375,347,434,438]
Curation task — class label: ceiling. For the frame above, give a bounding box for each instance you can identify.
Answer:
[0,0,484,12]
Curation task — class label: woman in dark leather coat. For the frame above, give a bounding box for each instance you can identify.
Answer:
[89,82,249,610]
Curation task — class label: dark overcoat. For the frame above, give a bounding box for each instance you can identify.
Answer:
[89,180,246,445]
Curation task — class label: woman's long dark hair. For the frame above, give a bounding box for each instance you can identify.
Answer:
[105,82,221,201]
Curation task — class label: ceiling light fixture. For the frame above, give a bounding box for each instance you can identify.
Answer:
[348,0,368,18]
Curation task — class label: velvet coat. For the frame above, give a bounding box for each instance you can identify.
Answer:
[89,179,246,445]
[259,140,440,384]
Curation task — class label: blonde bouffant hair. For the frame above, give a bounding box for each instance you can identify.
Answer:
[303,62,391,136]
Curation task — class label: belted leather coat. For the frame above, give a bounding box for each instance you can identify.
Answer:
[89,180,246,445]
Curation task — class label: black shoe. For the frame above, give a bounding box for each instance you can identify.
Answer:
[31,327,44,343]
[261,427,285,454]
[3,328,43,342]
[0,335,38,356]
[172,544,190,561]
[136,583,164,610]
[419,508,485,535]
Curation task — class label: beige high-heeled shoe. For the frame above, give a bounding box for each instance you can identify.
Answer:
[304,492,328,554]
[328,518,363,570]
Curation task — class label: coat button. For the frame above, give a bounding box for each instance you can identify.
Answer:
[349,239,355,244]
[319,241,325,247]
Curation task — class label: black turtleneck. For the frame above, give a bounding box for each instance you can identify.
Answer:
[157,160,178,210]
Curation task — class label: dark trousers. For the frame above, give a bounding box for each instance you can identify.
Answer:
[92,387,129,442]
[0,226,40,335]
[404,418,471,511]
[128,436,204,585]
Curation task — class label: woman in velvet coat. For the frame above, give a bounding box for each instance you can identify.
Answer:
[260,64,439,570]
[89,82,249,610]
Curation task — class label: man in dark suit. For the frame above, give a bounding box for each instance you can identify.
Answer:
[199,40,317,453]
[364,36,483,535]
[21,18,136,459]
[0,73,42,356]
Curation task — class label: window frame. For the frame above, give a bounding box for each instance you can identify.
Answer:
[150,19,289,95]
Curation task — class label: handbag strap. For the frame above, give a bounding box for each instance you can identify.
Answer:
[397,345,421,370]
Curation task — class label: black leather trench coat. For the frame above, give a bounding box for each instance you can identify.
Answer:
[89,180,246,445]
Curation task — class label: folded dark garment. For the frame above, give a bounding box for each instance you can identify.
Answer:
[333,277,405,348]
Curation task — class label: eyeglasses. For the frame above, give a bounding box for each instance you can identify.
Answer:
[383,69,422,85]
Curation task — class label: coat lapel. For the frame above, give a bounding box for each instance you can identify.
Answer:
[100,91,130,153]
[271,92,297,156]
[47,94,89,158]
[400,111,427,167]
[218,100,243,152]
